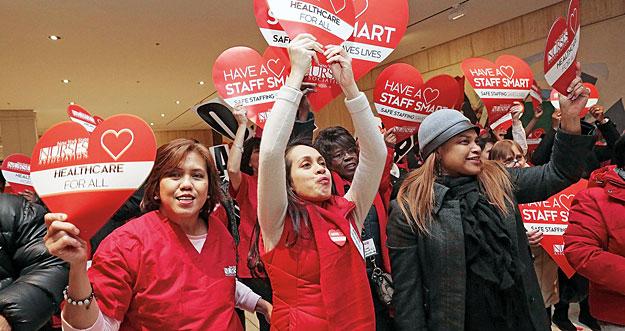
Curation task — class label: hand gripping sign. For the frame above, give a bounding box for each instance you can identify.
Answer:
[462,55,533,132]
[1,154,34,194]
[212,46,290,128]
[374,63,460,142]
[518,179,588,277]
[30,115,156,242]
[550,83,599,118]
[544,0,580,95]
[255,0,408,112]
[67,104,99,133]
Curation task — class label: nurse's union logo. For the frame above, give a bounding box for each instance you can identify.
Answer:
[224,265,237,277]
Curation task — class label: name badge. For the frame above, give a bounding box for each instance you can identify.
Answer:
[362,238,377,258]
[350,223,365,260]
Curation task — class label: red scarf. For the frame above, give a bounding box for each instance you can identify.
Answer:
[309,196,375,330]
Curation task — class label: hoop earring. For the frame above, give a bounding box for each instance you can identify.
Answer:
[154,195,159,200]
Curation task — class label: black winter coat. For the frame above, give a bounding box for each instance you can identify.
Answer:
[0,194,68,331]
[387,131,594,331]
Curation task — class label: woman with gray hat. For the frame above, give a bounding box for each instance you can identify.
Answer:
[387,64,593,331]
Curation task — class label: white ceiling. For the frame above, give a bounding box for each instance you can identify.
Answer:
[0,0,561,134]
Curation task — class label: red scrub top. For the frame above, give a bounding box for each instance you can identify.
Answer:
[88,210,243,331]
[261,196,375,331]
[230,173,260,278]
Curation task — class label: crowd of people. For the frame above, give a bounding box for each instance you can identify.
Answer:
[0,32,624,331]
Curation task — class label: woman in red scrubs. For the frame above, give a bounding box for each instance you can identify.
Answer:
[257,34,387,330]
[44,138,269,330]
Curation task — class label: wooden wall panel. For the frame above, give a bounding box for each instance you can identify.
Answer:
[0,110,38,158]
[154,129,213,147]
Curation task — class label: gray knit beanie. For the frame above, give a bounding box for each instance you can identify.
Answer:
[418,109,479,159]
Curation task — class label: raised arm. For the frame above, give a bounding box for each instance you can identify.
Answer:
[257,34,323,251]
[227,105,248,192]
[322,46,387,231]
[512,63,593,203]
[511,102,528,154]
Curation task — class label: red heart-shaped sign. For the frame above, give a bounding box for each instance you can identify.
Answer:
[526,128,544,155]
[454,76,466,111]
[266,0,356,46]
[254,0,408,112]
[67,104,98,133]
[544,0,580,95]
[462,55,533,131]
[374,63,460,141]
[549,82,599,118]
[1,154,33,194]
[30,115,156,241]
[519,179,587,278]
[328,228,346,246]
[212,46,290,128]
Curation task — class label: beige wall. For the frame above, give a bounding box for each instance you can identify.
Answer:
[316,0,625,132]
[153,129,214,147]
[0,109,38,159]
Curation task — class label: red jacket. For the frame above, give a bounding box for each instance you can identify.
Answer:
[564,165,625,325]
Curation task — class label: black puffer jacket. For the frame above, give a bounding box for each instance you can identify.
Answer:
[0,194,68,330]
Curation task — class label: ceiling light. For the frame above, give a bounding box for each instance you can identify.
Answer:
[198,81,205,85]
[160,113,165,117]
[69,101,75,105]
[150,122,154,126]
[49,35,61,41]
[175,100,180,104]
[448,3,466,21]
[62,79,70,84]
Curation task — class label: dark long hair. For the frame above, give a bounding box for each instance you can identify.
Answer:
[248,138,314,276]
[241,138,261,176]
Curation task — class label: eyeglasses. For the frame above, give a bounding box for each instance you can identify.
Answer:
[504,155,525,167]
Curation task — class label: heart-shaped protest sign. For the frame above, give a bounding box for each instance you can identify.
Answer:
[462,55,533,131]
[212,46,290,128]
[519,179,587,277]
[193,98,252,141]
[30,115,156,241]
[374,63,460,141]
[67,104,98,133]
[526,128,545,155]
[544,0,580,95]
[549,82,598,118]
[266,0,356,47]
[1,154,33,194]
[255,0,408,112]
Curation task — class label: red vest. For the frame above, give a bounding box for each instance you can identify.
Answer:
[89,210,242,331]
[262,196,375,330]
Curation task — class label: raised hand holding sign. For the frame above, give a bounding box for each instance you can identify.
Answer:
[30,115,156,242]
